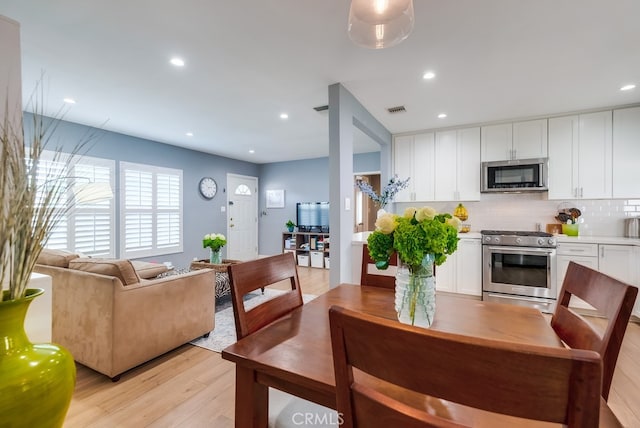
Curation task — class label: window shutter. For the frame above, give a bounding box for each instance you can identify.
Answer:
[120,162,183,258]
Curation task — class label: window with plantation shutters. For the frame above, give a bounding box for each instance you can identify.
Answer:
[120,162,183,258]
[36,152,115,257]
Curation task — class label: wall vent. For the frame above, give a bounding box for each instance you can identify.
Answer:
[387,105,406,114]
[313,105,329,112]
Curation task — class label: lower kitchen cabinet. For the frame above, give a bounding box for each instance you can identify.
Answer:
[557,242,637,312]
[436,238,481,297]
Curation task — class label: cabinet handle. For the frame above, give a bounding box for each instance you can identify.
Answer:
[580,187,584,198]
[601,246,605,258]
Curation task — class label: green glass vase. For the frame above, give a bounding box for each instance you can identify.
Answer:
[0,288,76,427]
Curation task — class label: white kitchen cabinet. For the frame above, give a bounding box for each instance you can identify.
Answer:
[435,252,456,293]
[435,238,481,297]
[456,238,482,296]
[393,133,435,202]
[548,111,612,200]
[557,242,636,312]
[598,244,635,285]
[613,106,640,198]
[481,123,512,162]
[512,119,548,160]
[598,244,637,318]
[556,243,599,310]
[480,119,547,162]
[434,127,480,201]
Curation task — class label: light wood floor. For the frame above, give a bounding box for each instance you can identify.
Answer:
[64,267,639,427]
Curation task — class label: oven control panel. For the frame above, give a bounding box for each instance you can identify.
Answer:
[481,231,556,248]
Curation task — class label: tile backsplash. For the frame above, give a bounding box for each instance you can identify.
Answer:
[396,194,640,237]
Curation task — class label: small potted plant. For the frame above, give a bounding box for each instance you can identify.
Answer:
[286,220,296,232]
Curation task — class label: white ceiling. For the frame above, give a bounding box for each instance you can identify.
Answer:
[1,1,639,164]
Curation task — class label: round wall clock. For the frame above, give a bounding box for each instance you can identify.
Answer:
[198,177,217,199]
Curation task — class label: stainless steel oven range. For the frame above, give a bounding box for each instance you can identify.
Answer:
[481,230,557,313]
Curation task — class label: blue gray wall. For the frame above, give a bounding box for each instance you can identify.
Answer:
[26,113,258,268]
[257,152,380,255]
[27,113,379,268]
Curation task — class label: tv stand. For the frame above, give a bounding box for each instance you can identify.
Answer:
[282,231,330,269]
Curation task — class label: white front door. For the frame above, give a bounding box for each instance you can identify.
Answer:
[226,174,258,261]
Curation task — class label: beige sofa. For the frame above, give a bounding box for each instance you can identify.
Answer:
[34,250,216,381]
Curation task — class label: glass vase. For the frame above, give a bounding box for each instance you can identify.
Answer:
[395,253,436,328]
[209,248,222,264]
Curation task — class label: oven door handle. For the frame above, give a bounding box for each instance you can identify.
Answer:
[485,293,554,306]
[485,246,555,256]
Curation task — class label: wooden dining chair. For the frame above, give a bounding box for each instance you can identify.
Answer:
[551,261,638,401]
[227,252,303,339]
[329,305,608,428]
[228,252,338,427]
[360,244,398,289]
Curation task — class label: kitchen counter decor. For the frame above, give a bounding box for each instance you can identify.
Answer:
[367,207,460,327]
[556,204,581,236]
[355,174,410,218]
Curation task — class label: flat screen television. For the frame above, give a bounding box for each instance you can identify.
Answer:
[296,202,329,233]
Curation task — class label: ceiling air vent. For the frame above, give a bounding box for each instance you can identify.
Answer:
[387,105,406,114]
[313,105,329,112]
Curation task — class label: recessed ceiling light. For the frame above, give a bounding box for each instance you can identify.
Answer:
[170,57,185,67]
[280,113,289,119]
[63,98,76,104]
[249,149,255,154]
[423,71,436,80]
[185,132,193,137]
[620,84,636,91]
[438,113,447,118]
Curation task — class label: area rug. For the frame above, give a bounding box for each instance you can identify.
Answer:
[190,289,317,353]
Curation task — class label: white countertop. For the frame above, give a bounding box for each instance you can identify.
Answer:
[353,230,481,244]
[354,231,640,246]
[555,235,640,246]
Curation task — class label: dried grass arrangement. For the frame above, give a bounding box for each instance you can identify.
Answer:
[0,91,91,301]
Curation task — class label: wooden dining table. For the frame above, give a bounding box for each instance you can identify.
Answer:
[221,284,620,427]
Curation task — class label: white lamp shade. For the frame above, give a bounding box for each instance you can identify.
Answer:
[348,0,414,49]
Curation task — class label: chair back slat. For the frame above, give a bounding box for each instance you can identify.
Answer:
[551,261,638,400]
[360,244,398,289]
[227,253,303,339]
[330,305,603,428]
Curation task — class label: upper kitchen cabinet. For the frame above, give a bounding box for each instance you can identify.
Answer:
[613,106,640,198]
[480,119,547,162]
[548,111,612,200]
[434,127,481,201]
[393,133,435,202]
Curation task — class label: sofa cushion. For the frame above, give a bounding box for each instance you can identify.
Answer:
[37,248,80,268]
[131,260,170,279]
[69,258,140,285]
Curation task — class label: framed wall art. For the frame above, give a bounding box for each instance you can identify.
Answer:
[266,189,285,208]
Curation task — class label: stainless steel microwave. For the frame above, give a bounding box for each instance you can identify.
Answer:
[481,158,548,193]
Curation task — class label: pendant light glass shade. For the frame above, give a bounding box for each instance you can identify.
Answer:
[348,0,414,49]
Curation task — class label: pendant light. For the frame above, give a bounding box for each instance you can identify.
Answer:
[348,0,415,49]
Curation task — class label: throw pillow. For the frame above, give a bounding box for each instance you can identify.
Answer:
[69,258,140,285]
